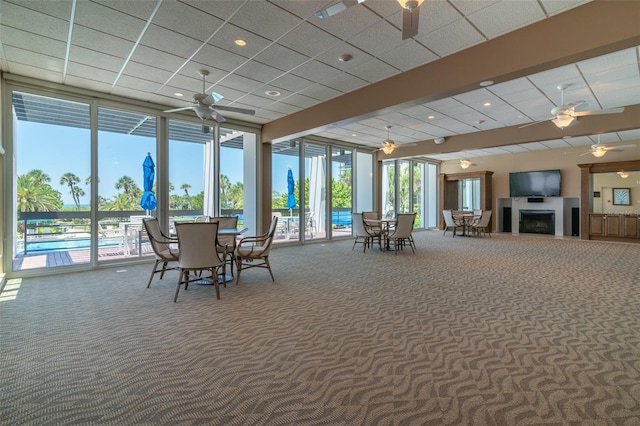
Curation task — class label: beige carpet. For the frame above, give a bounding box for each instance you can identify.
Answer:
[1,231,639,425]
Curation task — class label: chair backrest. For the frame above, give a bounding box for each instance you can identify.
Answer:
[352,212,369,237]
[143,218,171,258]
[175,222,222,269]
[473,209,483,216]
[442,210,457,227]
[257,216,279,255]
[210,216,239,247]
[391,213,416,238]
[193,215,209,223]
[362,211,379,221]
[476,210,492,227]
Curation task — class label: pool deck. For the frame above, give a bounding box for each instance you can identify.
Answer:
[12,246,153,271]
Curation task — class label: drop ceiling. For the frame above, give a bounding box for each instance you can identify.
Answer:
[1,0,639,161]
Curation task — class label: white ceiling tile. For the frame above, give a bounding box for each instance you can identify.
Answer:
[270,74,314,94]
[232,2,304,41]
[350,21,409,56]
[129,46,187,73]
[417,17,485,58]
[254,44,311,73]
[348,58,399,84]
[0,27,67,58]
[64,75,113,93]
[71,26,135,59]
[449,1,501,16]
[467,0,546,38]
[190,44,247,74]
[75,1,147,42]
[280,93,319,110]
[234,61,285,84]
[66,62,118,85]
[278,22,342,57]
[153,2,225,43]
[3,46,64,73]
[91,0,159,20]
[0,1,70,40]
[376,41,438,72]
[540,0,592,15]
[539,139,572,149]
[297,84,342,102]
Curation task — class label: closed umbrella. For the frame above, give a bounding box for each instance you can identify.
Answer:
[286,168,296,215]
[140,152,157,214]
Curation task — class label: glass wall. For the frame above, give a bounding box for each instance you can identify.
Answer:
[168,119,209,226]
[413,163,424,227]
[97,107,157,261]
[272,140,300,242]
[355,151,374,213]
[459,178,480,211]
[304,142,327,240]
[382,159,438,228]
[331,147,352,237]
[12,91,92,272]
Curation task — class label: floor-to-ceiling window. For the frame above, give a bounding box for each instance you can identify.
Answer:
[272,140,300,242]
[11,91,92,272]
[168,119,209,227]
[305,142,327,241]
[355,151,374,213]
[97,107,156,261]
[382,159,438,228]
[331,147,352,237]
[413,162,424,227]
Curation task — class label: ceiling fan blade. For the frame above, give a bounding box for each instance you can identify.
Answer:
[164,106,194,113]
[573,107,625,117]
[213,105,256,115]
[606,144,636,150]
[518,118,552,128]
[401,6,420,40]
[315,0,362,19]
[210,111,226,123]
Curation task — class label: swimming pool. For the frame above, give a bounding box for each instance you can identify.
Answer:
[18,237,122,254]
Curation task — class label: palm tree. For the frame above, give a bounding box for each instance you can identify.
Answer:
[115,176,137,196]
[180,184,192,209]
[60,172,84,210]
[17,172,63,212]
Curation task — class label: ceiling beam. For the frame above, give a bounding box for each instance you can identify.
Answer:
[380,104,640,158]
[262,1,640,144]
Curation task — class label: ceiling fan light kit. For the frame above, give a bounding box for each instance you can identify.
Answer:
[617,170,629,178]
[460,159,472,169]
[551,114,576,129]
[397,0,424,10]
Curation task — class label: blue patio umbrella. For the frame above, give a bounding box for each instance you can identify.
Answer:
[286,168,296,213]
[140,153,157,213]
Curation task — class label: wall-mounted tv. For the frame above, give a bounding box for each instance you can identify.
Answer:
[509,169,561,197]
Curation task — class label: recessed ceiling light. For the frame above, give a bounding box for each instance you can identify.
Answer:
[174,92,183,97]
[339,54,352,62]
[265,90,281,97]
[428,115,435,119]
[234,39,247,46]
[483,102,492,106]
[480,80,494,87]
[351,133,357,137]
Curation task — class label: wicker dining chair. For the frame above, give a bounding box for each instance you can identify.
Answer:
[142,217,179,288]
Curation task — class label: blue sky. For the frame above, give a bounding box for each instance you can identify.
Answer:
[17,121,291,205]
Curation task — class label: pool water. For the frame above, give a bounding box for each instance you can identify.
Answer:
[18,238,122,254]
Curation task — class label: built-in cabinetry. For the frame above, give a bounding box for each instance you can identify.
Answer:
[589,214,640,240]
[579,160,640,244]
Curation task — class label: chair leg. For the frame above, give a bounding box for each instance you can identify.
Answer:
[264,257,275,282]
[212,269,221,299]
[235,258,243,285]
[147,260,160,288]
[174,270,186,302]
[159,262,169,279]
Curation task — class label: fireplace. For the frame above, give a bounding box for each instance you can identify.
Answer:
[519,210,555,235]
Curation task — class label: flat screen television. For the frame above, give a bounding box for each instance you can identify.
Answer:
[509,169,561,197]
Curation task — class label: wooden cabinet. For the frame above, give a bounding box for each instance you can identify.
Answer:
[589,214,640,242]
[621,215,640,238]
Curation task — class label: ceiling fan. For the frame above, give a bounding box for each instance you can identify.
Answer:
[520,84,625,130]
[378,125,416,154]
[163,70,255,123]
[579,134,636,158]
[315,0,424,40]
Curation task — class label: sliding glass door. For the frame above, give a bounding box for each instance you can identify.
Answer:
[12,91,92,272]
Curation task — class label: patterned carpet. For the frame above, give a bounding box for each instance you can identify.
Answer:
[1,231,639,425]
